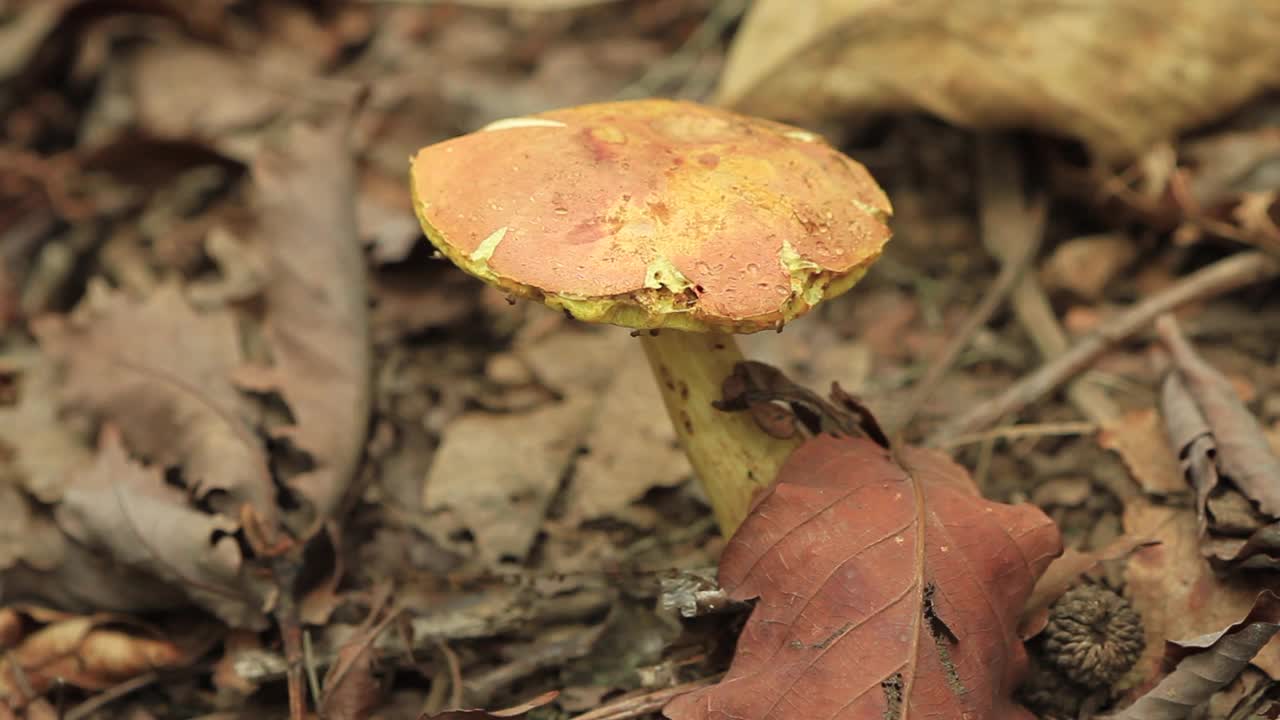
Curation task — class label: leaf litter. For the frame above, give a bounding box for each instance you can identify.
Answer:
[4,0,1280,717]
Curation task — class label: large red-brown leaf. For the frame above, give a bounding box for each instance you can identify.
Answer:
[664,436,1061,720]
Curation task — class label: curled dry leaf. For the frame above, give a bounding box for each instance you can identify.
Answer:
[664,436,1061,720]
[720,0,1280,160]
[1160,373,1218,535]
[54,427,269,629]
[1122,501,1280,694]
[233,115,371,531]
[0,608,193,708]
[1110,591,1280,719]
[1157,315,1280,515]
[715,360,888,445]
[1156,315,1280,570]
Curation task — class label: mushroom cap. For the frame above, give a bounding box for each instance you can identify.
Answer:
[410,99,892,333]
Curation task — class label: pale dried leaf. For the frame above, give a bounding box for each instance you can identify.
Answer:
[720,0,1280,160]
[131,45,288,162]
[0,485,63,572]
[564,352,689,525]
[235,116,371,529]
[33,281,277,531]
[1099,408,1188,496]
[1,538,186,617]
[424,396,595,566]
[0,362,89,503]
[54,427,269,629]
[1122,501,1280,688]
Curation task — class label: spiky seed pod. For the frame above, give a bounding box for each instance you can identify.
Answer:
[1017,654,1084,720]
[1042,584,1145,687]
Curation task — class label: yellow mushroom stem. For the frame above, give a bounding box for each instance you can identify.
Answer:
[639,329,802,535]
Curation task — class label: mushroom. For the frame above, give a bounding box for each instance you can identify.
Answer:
[410,99,892,534]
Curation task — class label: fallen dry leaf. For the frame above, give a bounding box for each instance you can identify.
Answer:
[1156,315,1280,570]
[1098,408,1187,497]
[719,0,1280,161]
[129,44,289,163]
[0,484,63,574]
[664,436,1061,720]
[1122,500,1280,695]
[1158,315,1280,515]
[1161,372,1218,535]
[319,587,395,720]
[0,608,193,708]
[423,395,595,566]
[233,114,371,532]
[1039,233,1137,301]
[0,361,88,504]
[54,427,269,629]
[33,280,277,534]
[564,352,689,526]
[1111,591,1280,719]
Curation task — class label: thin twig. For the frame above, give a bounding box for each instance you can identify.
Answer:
[65,672,159,720]
[436,638,464,711]
[571,675,723,720]
[614,0,747,100]
[978,142,1122,425]
[465,624,606,706]
[926,251,1280,447]
[273,557,307,720]
[936,421,1099,449]
[889,139,1045,435]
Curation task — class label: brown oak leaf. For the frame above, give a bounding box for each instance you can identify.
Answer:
[54,427,270,629]
[33,281,277,532]
[664,435,1061,720]
[234,114,371,532]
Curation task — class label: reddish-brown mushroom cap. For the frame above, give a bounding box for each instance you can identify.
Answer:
[411,99,892,333]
